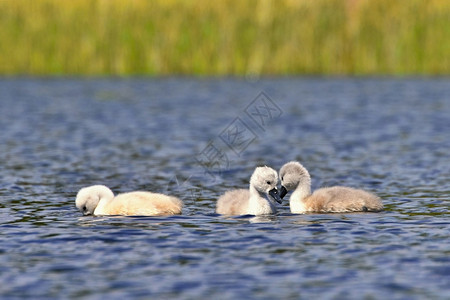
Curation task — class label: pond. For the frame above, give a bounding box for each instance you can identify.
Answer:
[0,78,449,299]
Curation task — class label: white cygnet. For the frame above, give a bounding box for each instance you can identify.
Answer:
[216,166,282,216]
[75,185,183,216]
[279,161,383,213]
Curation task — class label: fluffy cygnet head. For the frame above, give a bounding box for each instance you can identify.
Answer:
[279,161,311,198]
[75,185,114,215]
[250,166,282,204]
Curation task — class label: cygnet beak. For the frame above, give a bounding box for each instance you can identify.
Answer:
[81,206,91,216]
[279,186,288,199]
[269,188,283,204]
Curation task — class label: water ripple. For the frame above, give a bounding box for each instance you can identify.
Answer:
[0,78,449,299]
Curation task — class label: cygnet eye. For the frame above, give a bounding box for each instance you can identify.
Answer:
[266,181,271,185]
[82,206,87,211]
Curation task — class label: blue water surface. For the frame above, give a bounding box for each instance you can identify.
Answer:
[0,78,449,299]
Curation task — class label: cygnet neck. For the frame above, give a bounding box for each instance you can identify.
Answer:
[93,191,115,215]
[248,184,274,215]
[290,177,312,212]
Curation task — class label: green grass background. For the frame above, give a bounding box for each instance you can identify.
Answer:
[1,0,449,75]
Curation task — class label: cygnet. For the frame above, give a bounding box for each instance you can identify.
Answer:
[279,161,383,213]
[216,166,282,216]
[75,185,183,216]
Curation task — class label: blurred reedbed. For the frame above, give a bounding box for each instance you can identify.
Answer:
[1,0,449,75]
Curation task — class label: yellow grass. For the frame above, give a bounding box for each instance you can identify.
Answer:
[0,0,449,75]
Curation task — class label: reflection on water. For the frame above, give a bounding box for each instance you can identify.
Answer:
[0,78,449,299]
